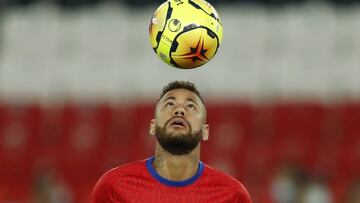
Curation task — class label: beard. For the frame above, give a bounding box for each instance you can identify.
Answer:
[155,120,202,155]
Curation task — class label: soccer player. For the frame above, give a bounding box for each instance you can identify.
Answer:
[90,81,252,203]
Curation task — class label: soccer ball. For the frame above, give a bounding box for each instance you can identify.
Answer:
[149,0,223,69]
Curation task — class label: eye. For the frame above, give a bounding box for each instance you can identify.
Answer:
[165,101,175,107]
[187,103,196,110]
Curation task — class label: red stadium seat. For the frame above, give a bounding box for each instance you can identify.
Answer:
[337,102,360,178]
[55,103,113,185]
[0,104,41,185]
[0,182,31,202]
[311,105,346,178]
[204,103,254,178]
[238,104,278,182]
[339,132,360,178]
[103,104,135,149]
[34,105,65,170]
[131,103,156,159]
[101,103,137,168]
[272,102,325,168]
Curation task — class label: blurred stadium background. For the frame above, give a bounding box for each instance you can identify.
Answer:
[0,0,360,202]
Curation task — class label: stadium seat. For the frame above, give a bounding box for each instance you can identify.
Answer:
[311,106,346,178]
[0,182,31,202]
[272,102,325,167]
[131,103,156,159]
[55,103,112,185]
[206,103,253,150]
[337,102,360,178]
[238,104,278,181]
[0,104,41,185]
[102,104,134,149]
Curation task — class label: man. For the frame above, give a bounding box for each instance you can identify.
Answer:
[90,81,252,203]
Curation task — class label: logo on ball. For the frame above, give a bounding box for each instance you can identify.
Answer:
[168,19,181,32]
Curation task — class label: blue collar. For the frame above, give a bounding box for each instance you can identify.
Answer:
[146,156,204,187]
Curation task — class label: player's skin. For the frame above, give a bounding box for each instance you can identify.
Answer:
[149,88,209,181]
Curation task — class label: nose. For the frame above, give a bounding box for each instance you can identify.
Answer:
[174,107,185,117]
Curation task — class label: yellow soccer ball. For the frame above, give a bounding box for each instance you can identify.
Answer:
[149,0,223,69]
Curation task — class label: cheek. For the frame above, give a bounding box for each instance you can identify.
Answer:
[192,111,204,122]
[155,112,170,126]
[189,114,204,128]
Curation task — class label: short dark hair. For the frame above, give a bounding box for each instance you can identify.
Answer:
[159,81,204,103]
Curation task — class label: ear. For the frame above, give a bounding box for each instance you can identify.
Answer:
[202,124,209,141]
[149,119,156,136]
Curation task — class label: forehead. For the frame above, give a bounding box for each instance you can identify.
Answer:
[160,88,202,104]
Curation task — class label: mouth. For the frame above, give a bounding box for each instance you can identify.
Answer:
[169,118,188,128]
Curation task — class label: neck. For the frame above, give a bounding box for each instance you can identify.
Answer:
[153,143,200,181]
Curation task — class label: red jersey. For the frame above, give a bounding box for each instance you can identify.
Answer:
[90,156,252,203]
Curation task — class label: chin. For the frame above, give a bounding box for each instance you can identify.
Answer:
[168,131,186,137]
[167,130,190,137]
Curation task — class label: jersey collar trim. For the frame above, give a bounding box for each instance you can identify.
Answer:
[146,156,204,187]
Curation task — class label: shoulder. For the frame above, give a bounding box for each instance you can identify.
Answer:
[99,159,146,184]
[203,164,242,187]
[203,164,252,202]
[90,159,147,202]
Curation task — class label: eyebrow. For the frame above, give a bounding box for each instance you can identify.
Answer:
[163,96,175,103]
[163,96,199,105]
[185,97,198,105]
